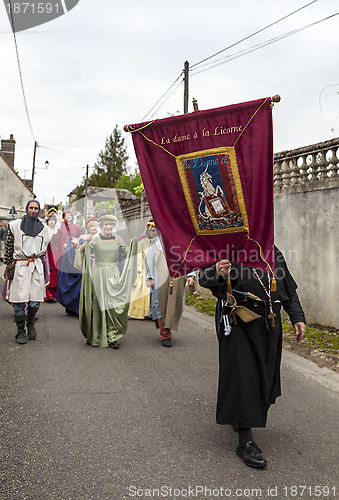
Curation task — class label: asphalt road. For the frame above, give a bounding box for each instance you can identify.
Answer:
[0,295,338,500]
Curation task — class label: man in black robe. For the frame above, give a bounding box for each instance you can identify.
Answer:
[199,247,306,468]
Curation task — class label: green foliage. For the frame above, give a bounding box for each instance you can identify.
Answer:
[114,171,143,197]
[185,292,217,316]
[134,181,144,197]
[76,125,129,195]
[93,200,118,217]
[282,319,339,354]
[94,125,128,185]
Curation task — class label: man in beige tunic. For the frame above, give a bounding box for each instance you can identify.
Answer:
[145,221,195,347]
[4,200,53,344]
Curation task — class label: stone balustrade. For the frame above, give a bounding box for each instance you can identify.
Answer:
[121,137,339,220]
[274,137,339,194]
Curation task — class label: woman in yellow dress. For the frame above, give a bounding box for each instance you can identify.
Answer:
[128,221,154,320]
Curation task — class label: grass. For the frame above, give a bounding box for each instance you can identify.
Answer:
[282,319,339,354]
[184,292,217,316]
[185,291,338,370]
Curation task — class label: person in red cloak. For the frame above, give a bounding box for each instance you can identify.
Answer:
[59,211,81,252]
[44,214,62,303]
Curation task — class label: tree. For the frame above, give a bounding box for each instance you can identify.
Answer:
[94,125,128,186]
[76,125,129,195]
[115,171,144,197]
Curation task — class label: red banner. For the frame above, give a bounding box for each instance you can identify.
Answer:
[127,97,275,278]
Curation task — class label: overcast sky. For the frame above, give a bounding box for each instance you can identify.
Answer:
[0,0,338,206]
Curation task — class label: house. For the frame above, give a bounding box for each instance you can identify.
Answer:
[0,135,34,220]
[68,186,138,205]
[65,186,138,228]
[67,186,137,217]
[67,187,78,204]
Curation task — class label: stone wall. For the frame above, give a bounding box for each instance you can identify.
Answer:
[273,137,338,328]
[120,191,152,237]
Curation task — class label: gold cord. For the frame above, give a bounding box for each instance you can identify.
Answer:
[126,120,157,134]
[246,232,276,289]
[138,132,176,158]
[234,97,271,146]
[171,234,198,282]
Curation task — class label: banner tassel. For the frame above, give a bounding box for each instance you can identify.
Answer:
[271,276,277,291]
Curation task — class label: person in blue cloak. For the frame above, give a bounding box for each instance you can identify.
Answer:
[56,235,82,316]
[57,218,98,315]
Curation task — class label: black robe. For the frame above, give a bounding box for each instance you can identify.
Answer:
[199,248,305,429]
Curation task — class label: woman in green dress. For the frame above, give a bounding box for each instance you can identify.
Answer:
[78,215,137,348]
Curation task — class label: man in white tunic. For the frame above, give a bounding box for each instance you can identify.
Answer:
[4,200,53,344]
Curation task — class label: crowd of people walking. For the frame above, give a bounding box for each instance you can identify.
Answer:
[2,203,192,349]
[1,199,306,469]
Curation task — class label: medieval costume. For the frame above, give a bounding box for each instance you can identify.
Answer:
[78,215,137,348]
[128,224,151,320]
[0,221,8,262]
[145,231,195,347]
[77,218,98,266]
[56,237,82,316]
[44,215,61,302]
[199,247,306,467]
[57,218,98,315]
[58,210,81,250]
[4,200,52,344]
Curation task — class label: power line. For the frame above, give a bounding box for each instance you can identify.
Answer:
[141,73,184,121]
[190,0,319,70]
[148,77,184,119]
[138,1,322,119]
[190,12,339,76]
[39,145,97,160]
[7,0,36,143]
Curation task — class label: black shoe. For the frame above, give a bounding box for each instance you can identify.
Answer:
[65,308,79,317]
[162,338,172,347]
[236,441,267,468]
[16,331,28,344]
[109,341,120,349]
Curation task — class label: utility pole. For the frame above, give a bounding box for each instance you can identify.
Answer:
[85,164,89,220]
[184,60,189,114]
[31,141,37,192]
[85,164,89,196]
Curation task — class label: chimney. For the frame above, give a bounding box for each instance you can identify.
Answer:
[0,134,16,169]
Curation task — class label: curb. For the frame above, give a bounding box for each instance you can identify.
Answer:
[183,306,339,394]
[281,349,339,393]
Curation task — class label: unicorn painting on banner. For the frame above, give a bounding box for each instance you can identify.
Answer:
[176,147,248,235]
[198,162,231,220]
